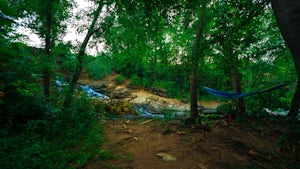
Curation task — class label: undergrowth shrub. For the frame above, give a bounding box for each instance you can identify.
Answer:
[129,74,142,87]
[105,101,137,116]
[152,80,180,98]
[0,94,110,169]
[85,56,112,80]
[60,54,76,74]
[115,74,125,84]
[1,89,51,130]
[245,90,290,116]
[61,96,95,128]
[217,102,236,115]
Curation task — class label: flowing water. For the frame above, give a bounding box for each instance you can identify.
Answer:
[55,79,180,119]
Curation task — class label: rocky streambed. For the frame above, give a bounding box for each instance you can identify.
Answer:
[77,75,222,119]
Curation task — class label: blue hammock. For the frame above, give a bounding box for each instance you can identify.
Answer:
[204,83,288,99]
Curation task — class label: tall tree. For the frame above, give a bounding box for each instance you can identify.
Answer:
[64,0,105,107]
[271,0,300,118]
[211,0,266,116]
[21,0,73,97]
[43,0,55,97]
[190,0,209,121]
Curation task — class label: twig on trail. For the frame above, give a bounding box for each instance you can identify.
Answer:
[155,149,172,153]
[140,119,153,124]
[134,129,156,135]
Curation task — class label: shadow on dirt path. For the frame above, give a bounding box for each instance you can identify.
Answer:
[87,118,281,169]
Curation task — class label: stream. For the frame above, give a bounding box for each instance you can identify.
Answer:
[79,84,190,119]
[79,85,110,99]
[56,79,183,119]
[56,79,299,120]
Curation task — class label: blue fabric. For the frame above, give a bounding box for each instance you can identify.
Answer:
[204,83,288,99]
[203,87,241,99]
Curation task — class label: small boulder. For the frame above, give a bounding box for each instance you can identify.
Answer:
[155,153,176,161]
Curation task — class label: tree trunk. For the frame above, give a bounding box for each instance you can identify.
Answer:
[190,16,205,121]
[271,0,300,117]
[231,65,246,116]
[64,1,104,107]
[226,41,246,116]
[190,67,198,120]
[43,0,53,97]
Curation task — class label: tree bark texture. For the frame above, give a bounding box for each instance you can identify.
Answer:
[231,65,246,116]
[271,0,300,117]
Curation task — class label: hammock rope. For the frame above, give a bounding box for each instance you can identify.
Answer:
[204,83,288,99]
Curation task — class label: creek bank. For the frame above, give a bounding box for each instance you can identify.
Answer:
[79,82,296,120]
[74,81,186,119]
[77,77,194,118]
[77,75,227,119]
[78,84,189,119]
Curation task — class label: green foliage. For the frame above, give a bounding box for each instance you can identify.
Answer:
[52,42,75,73]
[245,90,290,116]
[0,94,110,169]
[2,93,50,128]
[0,122,108,169]
[84,56,112,80]
[55,96,96,131]
[0,0,23,38]
[115,74,125,84]
[1,1,299,167]
[0,40,110,168]
[201,114,220,125]
[60,54,76,73]
[163,109,173,120]
[106,101,137,116]
[129,74,143,87]
[217,102,236,115]
[21,0,73,41]
[152,80,180,98]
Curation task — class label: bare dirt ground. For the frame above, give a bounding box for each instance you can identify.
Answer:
[87,119,282,169]
[80,73,285,169]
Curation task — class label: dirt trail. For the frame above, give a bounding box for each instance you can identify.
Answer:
[87,119,280,169]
